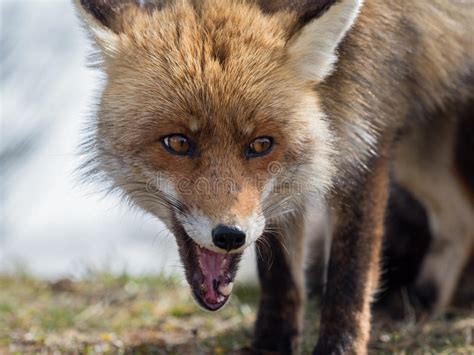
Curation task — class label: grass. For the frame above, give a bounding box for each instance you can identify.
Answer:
[1,273,473,354]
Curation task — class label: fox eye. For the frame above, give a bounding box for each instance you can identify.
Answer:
[162,134,193,156]
[246,137,273,158]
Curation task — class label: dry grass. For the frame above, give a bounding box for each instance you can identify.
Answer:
[1,273,472,354]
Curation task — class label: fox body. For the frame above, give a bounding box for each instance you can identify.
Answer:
[75,0,474,354]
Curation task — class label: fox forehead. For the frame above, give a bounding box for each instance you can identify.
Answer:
[115,0,295,63]
[98,0,302,139]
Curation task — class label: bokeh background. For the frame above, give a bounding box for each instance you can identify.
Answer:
[0,0,256,281]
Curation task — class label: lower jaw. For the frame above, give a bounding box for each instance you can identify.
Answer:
[192,289,229,311]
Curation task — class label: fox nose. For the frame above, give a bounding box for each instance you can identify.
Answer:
[212,225,246,251]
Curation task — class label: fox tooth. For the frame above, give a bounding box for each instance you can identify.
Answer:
[218,282,234,296]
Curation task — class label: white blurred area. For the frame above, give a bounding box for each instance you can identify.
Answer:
[0,1,257,281]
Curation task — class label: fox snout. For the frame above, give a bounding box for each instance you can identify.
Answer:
[178,205,265,254]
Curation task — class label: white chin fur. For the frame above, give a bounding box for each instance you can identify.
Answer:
[179,209,265,252]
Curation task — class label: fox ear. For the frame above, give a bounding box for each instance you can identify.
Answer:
[280,0,364,82]
[74,0,139,53]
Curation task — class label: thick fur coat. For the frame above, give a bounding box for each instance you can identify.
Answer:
[75,1,474,354]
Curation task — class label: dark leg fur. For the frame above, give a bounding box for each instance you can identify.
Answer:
[314,155,389,355]
[375,181,431,318]
[252,220,305,354]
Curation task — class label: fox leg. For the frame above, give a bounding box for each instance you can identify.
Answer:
[394,115,474,314]
[412,189,473,314]
[252,215,306,354]
[314,155,389,355]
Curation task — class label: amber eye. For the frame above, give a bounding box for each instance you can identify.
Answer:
[161,134,193,156]
[246,137,274,158]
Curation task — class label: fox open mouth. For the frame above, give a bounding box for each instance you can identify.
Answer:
[177,235,242,311]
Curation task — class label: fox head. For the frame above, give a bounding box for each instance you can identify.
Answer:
[76,0,362,310]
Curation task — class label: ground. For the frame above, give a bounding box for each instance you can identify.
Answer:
[1,273,473,354]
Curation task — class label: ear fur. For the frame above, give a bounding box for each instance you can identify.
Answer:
[73,0,139,54]
[285,0,364,82]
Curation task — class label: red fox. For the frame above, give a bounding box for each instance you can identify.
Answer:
[75,0,474,354]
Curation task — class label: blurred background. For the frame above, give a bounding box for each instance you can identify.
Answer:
[0,0,255,281]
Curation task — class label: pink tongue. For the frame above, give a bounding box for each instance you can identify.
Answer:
[198,248,227,304]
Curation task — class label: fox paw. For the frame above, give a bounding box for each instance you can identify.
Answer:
[409,279,440,320]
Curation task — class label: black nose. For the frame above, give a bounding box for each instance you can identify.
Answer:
[212,225,246,251]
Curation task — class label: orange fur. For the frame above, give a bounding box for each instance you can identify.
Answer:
[75,1,473,353]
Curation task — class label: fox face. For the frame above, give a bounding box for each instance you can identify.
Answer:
[76,0,361,311]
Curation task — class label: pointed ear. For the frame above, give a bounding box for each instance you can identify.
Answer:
[282,0,364,82]
[74,0,139,53]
